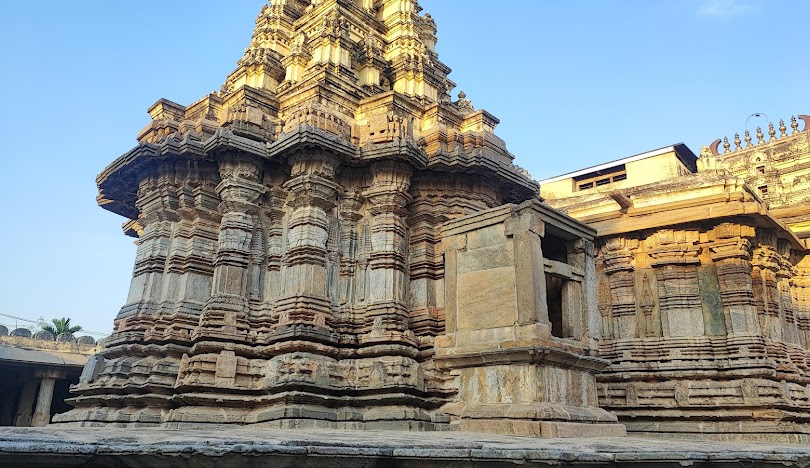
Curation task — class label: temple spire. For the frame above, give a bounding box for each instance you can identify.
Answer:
[222,0,454,103]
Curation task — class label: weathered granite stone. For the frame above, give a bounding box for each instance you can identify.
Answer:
[435,200,625,437]
[54,0,615,435]
[31,0,807,453]
[542,145,810,443]
[1,427,810,467]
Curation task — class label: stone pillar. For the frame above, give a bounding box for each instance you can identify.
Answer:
[274,152,340,341]
[505,210,549,327]
[337,187,364,310]
[118,164,181,330]
[793,257,810,349]
[777,240,801,345]
[752,243,782,341]
[360,161,417,353]
[601,238,638,339]
[31,369,67,427]
[570,239,598,347]
[13,380,38,427]
[707,225,759,334]
[647,230,704,338]
[196,158,265,342]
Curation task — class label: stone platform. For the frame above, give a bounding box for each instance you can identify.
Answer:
[2,427,810,467]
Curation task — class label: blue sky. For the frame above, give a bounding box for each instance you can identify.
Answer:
[0,0,808,335]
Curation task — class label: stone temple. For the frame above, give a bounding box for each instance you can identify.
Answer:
[53,0,620,437]
[4,0,810,466]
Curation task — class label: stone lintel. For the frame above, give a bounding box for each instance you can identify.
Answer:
[440,204,515,240]
[516,199,596,242]
[34,368,68,380]
[434,344,610,373]
[574,189,806,251]
[460,419,627,438]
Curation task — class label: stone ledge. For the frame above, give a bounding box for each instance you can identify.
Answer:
[1,427,810,467]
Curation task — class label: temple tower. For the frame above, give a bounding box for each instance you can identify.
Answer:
[56,0,541,430]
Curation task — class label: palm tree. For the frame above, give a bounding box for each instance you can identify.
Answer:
[41,317,82,336]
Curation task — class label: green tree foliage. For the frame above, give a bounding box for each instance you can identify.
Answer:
[41,317,82,336]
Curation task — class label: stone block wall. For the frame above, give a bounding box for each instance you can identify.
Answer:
[595,222,810,442]
[435,200,625,437]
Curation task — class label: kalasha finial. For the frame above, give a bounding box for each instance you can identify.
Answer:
[792,116,800,134]
[768,122,776,141]
[723,136,731,153]
[734,133,742,150]
[779,119,787,137]
[756,126,764,145]
[744,130,752,147]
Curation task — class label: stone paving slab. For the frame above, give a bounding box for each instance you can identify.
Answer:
[1,427,810,467]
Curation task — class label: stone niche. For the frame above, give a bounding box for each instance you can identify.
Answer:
[435,200,626,437]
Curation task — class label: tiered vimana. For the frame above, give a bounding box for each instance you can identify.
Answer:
[54,0,622,435]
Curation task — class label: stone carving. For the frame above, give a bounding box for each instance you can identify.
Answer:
[55,0,556,434]
[543,155,810,443]
[435,201,625,437]
[47,0,810,446]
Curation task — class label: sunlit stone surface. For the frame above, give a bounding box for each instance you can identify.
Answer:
[52,0,621,437]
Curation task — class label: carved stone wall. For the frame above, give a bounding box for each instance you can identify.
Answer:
[595,222,810,443]
[435,201,625,437]
[61,152,522,429]
[56,0,547,431]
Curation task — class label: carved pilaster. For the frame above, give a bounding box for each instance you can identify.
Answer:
[273,152,340,343]
[570,238,599,348]
[794,256,810,350]
[335,186,364,337]
[596,276,613,339]
[196,158,266,343]
[777,239,801,346]
[407,174,499,343]
[647,230,704,338]
[146,204,218,340]
[122,164,181,325]
[638,274,657,338]
[752,230,782,341]
[706,223,759,335]
[601,237,638,339]
[359,161,417,354]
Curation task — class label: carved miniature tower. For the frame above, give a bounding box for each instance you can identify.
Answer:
[56,0,619,435]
